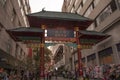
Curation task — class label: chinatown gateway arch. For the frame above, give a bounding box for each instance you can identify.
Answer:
[7,10,109,79]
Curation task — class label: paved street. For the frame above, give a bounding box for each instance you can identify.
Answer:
[48,76,70,80]
[52,77,66,80]
[44,77,100,80]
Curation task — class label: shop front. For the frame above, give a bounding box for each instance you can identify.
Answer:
[98,47,113,65]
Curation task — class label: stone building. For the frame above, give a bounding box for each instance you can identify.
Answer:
[0,0,31,69]
[52,44,73,73]
[62,0,120,69]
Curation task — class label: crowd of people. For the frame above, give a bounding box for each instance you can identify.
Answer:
[1,64,120,80]
[0,68,37,80]
[62,64,120,80]
[82,64,120,80]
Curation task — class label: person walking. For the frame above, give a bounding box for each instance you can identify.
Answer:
[49,72,52,80]
[54,72,57,80]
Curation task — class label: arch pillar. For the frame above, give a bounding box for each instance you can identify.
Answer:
[40,25,46,78]
[74,27,83,76]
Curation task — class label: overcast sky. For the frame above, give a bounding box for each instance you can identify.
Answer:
[29,0,64,13]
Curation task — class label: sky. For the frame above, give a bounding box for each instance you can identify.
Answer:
[29,0,64,13]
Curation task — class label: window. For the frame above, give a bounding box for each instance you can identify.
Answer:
[93,0,100,7]
[96,5,112,26]
[96,16,101,26]
[11,8,16,22]
[94,20,98,28]
[77,5,82,13]
[98,47,113,65]
[71,7,75,13]
[82,58,85,63]
[110,0,117,12]
[81,1,83,7]
[26,0,29,5]
[70,0,72,5]
[87,54,96,61]
[116,43,120,52]
[21,8,25,17]
[84,5,93,17]
[75,0,79,6]
[116,43,120,59]
[6,39,12,54]
[20,49,22,55]
[18,0,21,7]
[87,54,96,66]
[66,0,70,7]
[83,0,87,4]
[19,49,22,59]
[87,23,95,30]
[117,0,120,9]
[0,23,4,32]
[94,0,117,27]
[23,0,26,5]
[99,6,112,22]
[82,58,85,66]
[15,44,19,57]
[0,0,6,6]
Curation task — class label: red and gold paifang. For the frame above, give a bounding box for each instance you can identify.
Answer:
[45,37,76,42]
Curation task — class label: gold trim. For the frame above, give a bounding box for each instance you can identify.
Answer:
[41,25,46,29]
[74,27,79,31]
[77,44,81,48]
[40,43,44,47]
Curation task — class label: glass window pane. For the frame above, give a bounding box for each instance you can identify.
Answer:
[93,0,100,7]
[116,43,120,51]
[118,0,120,9]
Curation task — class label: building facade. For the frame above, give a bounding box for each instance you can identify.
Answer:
[52,44,74,73]
[62,0,120,68]
[52,44,65,71]
[0,0,31,69]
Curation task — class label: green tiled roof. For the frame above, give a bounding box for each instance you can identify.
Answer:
[18,36,41,41]
[79,30,107,36]
[79,30,110,44]
[10,27,43,33]
[27,11,92,21]
[7,27,43,42]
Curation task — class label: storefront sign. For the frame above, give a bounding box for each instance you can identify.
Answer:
[47,29,74,38]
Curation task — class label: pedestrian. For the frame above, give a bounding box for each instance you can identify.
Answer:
[0,68,4,80]
[49,72,52,80]
[46,72,49,80]
[62,71,65,78]
[20,70,24,80]
[116,73,120,80]
[73,70,78,80]
[54,72,57,80]
[3,70,9,80]
[29,72,33,80]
